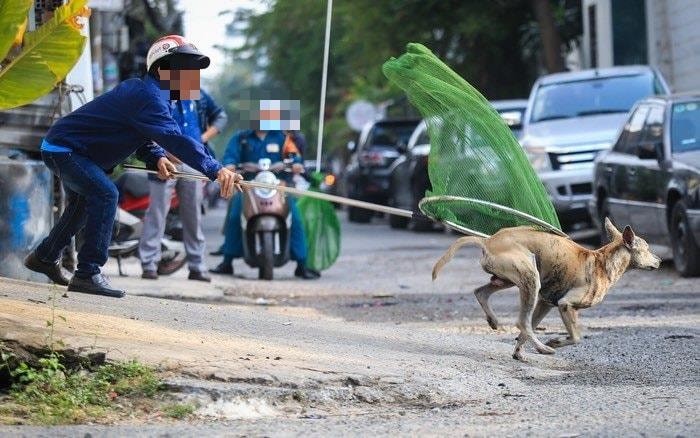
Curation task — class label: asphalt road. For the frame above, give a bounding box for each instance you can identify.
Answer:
[0,205,698,437]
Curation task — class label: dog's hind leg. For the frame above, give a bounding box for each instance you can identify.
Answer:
[510,254,556,360]
[474,278,513,330]
[531,299,553,331]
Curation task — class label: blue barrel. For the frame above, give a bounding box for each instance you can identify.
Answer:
[0,158,53,282]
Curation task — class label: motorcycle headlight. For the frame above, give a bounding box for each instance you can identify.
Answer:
[253,171,279,198]
[525,146,552,172]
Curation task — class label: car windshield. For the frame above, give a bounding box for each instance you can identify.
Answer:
[531,73,656,123]
[369,124,416,148]
[671,101,700,153]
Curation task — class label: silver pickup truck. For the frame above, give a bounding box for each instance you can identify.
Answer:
[520,66,670,231]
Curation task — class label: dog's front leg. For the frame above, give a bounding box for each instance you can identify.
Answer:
[546,300,581,348]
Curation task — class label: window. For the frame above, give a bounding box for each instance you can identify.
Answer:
[531,73,656,123]
[416,126,430,146]
[642,106,665,145]
[366,123,416,150]
[671,101,700,153]
[611,0,648,65]
[614,105,649,154]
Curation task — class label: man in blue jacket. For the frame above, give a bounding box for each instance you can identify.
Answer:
[24,35,242,298]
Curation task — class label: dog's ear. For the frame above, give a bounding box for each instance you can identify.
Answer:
[604,217,622,240]
[622,225,636,249]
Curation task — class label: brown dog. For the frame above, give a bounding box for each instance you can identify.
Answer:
[432,218,661,360]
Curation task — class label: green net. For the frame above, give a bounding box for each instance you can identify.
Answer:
[382,43,560,236]
[297,172,341,271]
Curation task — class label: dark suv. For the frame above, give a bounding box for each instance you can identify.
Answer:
[590,94,700,276]
[343,119,420,222]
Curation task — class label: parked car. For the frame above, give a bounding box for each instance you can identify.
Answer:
[590,94,700,277]
[491,99,529,140]
[520,66,670,231]
[343,118,420,222]
[387,100,528,230]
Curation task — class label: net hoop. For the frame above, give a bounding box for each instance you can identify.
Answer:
[418,195,568,238]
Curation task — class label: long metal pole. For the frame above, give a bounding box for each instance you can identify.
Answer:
[123,165,414,218]
[315,0,333,172]
[122,166,567,240]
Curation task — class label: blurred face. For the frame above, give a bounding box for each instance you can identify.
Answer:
[158,68,201,100]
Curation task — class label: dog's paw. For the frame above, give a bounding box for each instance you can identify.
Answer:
[512,351,526,362]
[534,343,556,355]
[546,338,565,348]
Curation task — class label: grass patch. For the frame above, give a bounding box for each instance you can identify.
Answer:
[163,403,196,419]
[0,349,191,425]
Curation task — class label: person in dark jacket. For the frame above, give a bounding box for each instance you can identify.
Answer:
[198,89,227,157]
[24,35,242,298]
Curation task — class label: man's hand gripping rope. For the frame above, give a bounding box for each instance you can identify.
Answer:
[156,156,242,199]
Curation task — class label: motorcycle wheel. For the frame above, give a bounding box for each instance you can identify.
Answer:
[259,231,274,280]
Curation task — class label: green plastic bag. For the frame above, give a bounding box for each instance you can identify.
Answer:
[297,172,341,271]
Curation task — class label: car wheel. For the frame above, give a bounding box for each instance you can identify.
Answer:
[597,196,611,244]
[410,178,432,232]
[670,201,700,277]
[348,206,372,223]
[389,213,409,229]
[411,216,433,232]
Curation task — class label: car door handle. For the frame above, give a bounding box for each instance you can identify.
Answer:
[627,168,637,176]
[604,165,613,172]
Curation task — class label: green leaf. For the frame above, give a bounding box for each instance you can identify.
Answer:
[0,0,33,61]
[0,0,88,110]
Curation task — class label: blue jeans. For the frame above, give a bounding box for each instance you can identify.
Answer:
[35,151,118,277]
[222,193,307,263]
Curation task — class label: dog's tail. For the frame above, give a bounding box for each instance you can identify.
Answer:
[432,236,486,281]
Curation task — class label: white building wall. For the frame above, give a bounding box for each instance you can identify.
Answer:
[648,0,700,93]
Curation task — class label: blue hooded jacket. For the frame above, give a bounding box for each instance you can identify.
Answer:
[45,75,222,180]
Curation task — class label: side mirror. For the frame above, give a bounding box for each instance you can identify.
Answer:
[636,142,662,160]
[500,110,523,130]
[347,140,356,152]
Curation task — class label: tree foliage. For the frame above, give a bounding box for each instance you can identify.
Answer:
[213,0,581,158]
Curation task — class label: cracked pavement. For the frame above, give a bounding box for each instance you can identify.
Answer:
[0,206,698,436]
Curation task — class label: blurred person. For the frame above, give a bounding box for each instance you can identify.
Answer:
[24,35,242,298]
[139,92,221,281]
[199,89,228,208]
[138,86,225,280]
[211,129,320,279]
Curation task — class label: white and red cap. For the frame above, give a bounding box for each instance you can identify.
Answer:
[146,35,210,71]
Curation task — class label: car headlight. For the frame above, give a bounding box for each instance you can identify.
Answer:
[525,146,552,172]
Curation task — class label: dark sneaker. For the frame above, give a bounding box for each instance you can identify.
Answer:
[188,271,211,282]
[294,265,321,280]
[24,252,70,286]
[68,274,125,298]
[141,270,158,280]
[209,248,224,256]
[210,262,233,275]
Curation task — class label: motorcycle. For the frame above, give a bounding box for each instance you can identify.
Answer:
[109,170,187,276]
[239,158,295,280]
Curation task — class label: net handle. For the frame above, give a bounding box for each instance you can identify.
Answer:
[418,195,569,238]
